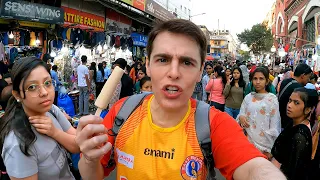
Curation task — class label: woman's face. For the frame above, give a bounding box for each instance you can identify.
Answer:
[205,65,213,75]
[138,70,146,80]
[14,66,55,116]
[141,80,152,92]
[287,92,309,119]
[137,64,141,69]
[226,69,231,76]
[252,72,268,93]
[232,69,241,80]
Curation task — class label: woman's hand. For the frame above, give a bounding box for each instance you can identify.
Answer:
[210,73,215,79]
[29,116,57,137]
[239,115,250,128]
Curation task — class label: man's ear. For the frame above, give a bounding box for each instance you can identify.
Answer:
[146,57,151,77]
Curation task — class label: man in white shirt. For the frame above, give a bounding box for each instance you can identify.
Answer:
[77,55,90,116]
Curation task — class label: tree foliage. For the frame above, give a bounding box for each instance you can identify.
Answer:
[238,50,251,61]
[237,24,273,55]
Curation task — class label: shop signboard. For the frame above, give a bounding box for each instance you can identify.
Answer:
[62,6,105,32]
[120,0,145,11]
[0,0,64,24]
[120,0,133,6]
[131,32,148,47]
[145,0,175,21]
[133,0,145,11]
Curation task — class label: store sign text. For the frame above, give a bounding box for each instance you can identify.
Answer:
[62,7,105,31]
[4,1,61,18]
[0,0,64,24]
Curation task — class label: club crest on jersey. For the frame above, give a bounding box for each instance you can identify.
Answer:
[180,155,203,179]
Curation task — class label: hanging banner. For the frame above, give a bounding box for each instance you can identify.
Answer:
[131,32,148,47]
[316,14,320,44]
[145,0,175,21]
[62,6,105,32]
[133,0,145,11]
[0,0,64,24]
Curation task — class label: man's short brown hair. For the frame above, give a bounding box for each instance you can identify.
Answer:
[147,19,207,65]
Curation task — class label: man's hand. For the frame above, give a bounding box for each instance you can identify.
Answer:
[75,115,112,163]
[233,157,286,180]
[29,116,58,137]
[239,115,250,128]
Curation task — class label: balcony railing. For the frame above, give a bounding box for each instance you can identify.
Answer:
[211,45,228,49]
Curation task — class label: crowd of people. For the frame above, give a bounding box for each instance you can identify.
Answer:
[0,19,319,180]
[195,58,320,179]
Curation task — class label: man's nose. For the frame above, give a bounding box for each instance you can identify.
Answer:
[167,58,181,80]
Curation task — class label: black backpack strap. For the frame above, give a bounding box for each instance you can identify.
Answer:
[106,92,152,168]
[111,92,152,136]
[278,80,297,100]
[195,101,216,180]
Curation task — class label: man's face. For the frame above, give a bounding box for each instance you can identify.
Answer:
[301,73,312,85]
[146,31,203,110]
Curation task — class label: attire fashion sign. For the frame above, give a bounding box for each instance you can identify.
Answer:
[62,6,105,32]
[0,0,64,24]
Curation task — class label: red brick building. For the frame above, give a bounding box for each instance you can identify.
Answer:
[273,0,320,49]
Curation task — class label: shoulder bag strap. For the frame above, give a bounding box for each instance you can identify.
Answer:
[195,101,216,180]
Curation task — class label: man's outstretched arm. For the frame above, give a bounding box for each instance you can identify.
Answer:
[233,157,286,180]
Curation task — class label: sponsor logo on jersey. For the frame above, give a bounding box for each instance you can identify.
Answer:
[117,148,134,169]
[144,148,175,159]
[120,176,128,180]
[180,155,204,179]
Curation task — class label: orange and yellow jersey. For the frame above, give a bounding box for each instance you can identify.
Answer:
[101,95,264,180]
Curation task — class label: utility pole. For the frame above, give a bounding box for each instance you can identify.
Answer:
[218,19,220,35]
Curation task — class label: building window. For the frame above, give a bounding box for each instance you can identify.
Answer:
[180,5,182,10]
[188,9,191,15]
[306,18,315,42]
[175,8,177,13]
[184,7,187,13]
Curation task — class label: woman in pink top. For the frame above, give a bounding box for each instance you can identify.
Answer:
[205,65,227,111]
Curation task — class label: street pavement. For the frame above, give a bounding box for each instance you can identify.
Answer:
[105,168,226,180]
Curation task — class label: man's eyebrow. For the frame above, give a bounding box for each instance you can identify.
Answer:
[179,56,198,64]
[153,53,198,63]
[153,53,173,59]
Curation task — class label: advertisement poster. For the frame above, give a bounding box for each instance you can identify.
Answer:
[145,0,175,21]
[0,0,64,24]
[62,6,105,32]
[133,0,145,11]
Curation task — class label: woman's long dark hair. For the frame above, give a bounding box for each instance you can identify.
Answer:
[231,67,246,88]
[214,65,227,85]
[90,62,97,82]
[0,57,50,156]
[98,63,105,79]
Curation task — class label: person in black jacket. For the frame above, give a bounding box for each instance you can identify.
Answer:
[113,58,134,99]
[278,64,312,129]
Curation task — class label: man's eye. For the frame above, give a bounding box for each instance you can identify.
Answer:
[184,61,192,66]
[27,85,38,91]
[159,58,167,63]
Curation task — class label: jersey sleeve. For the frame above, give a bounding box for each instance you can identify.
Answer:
[100,98,127,177]
[210,109,266,180]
